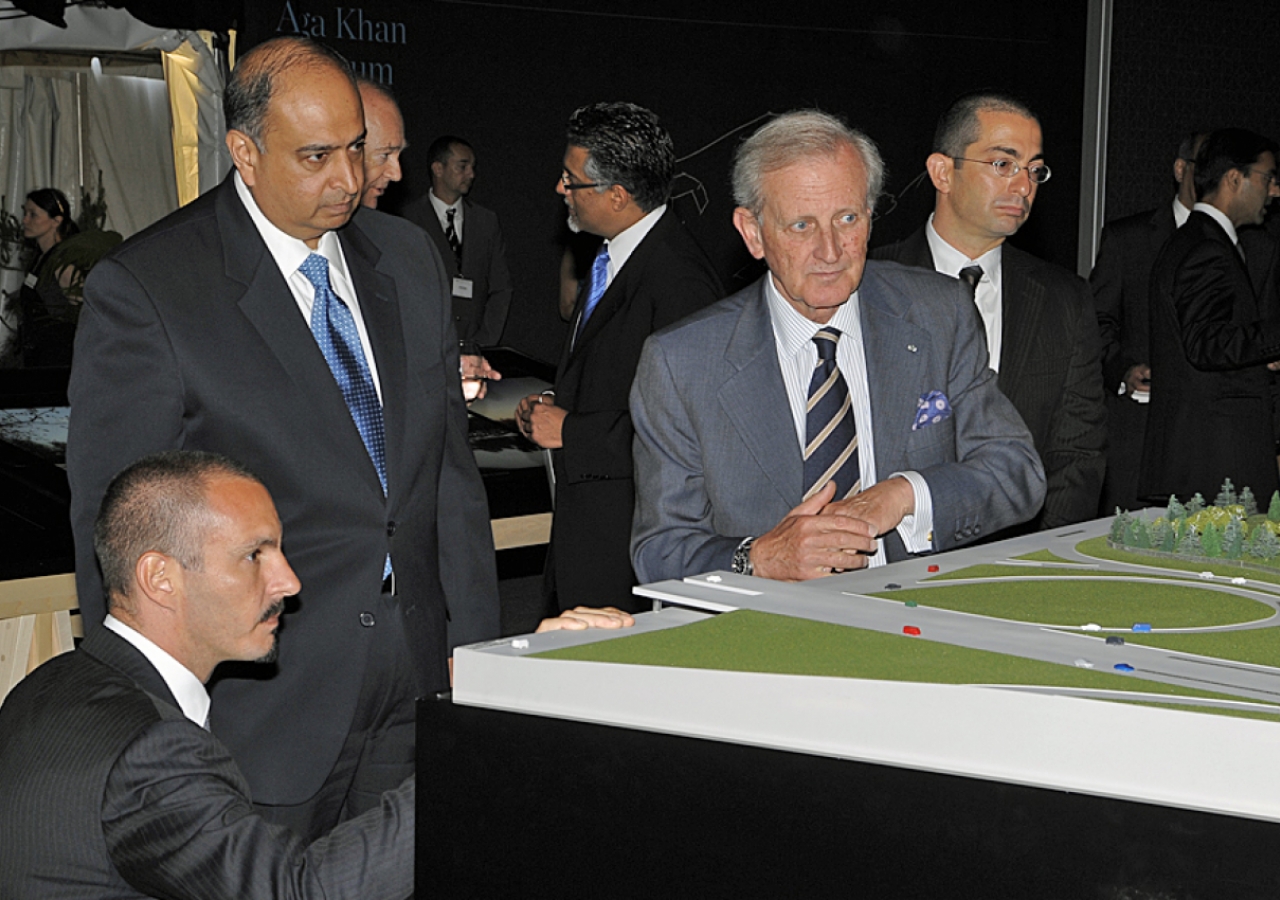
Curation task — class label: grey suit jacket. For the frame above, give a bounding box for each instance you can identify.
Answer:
[68,176,499,805]
[873,228,1107,530]
[403,195,513,345]
[630,264,1045,582]
[0,627,413,900]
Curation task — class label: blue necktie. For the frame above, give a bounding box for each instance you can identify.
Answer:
[299,253,391,578]
[299,253,389,493]
[804,327,861,500]
[575,244,611,344]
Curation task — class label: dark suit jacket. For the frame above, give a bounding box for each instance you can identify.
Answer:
[1140,210,1280,502]
[873,228,1107,530]
[67,176,499,805]
[1089,205,1176,513]
[630,264,1046,582]
[547,209,722,611]
[0,627,413,900]
[403,194,512,345]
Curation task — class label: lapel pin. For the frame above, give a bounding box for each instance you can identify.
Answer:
[907,344,918,353]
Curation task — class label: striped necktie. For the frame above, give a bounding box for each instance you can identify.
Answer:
[445,208,463,266]
[803,327,861,500]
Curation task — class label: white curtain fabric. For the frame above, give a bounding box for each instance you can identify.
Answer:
[88,68,179,236]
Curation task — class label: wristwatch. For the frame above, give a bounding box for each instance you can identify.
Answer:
[731,537,756,576]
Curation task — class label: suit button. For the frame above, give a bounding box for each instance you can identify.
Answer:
[386,521,397,537]
[359,612,376,627]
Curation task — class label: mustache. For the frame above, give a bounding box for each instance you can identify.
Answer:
[260,600,285,624]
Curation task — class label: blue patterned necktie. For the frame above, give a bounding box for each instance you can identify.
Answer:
[574,243,611,344]
[803,327,861,500]
[298,253,388,496]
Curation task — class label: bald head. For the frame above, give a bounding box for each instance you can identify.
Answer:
[358,79,407,209]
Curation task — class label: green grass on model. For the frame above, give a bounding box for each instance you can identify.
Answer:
[534,609,1271,713]
[925,563,1193,583]
[1077,536,1280,587]
[867,579,1273,628]
[1108,627,1280,669]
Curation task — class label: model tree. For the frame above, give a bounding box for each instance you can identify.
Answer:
[1251,525,1280,560]
[1223,517,1244,560]
[1167,495,1187,521]
[1269,491,1280,523]
[1201,521,1223,558]
[1215,479,1238,508]
[1187,493,1206,514]
[1240,486,1259,517]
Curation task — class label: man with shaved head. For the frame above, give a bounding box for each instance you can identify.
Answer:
[68,35,499,839]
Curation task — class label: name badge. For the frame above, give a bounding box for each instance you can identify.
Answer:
[24,272,38,289]
[452,277,474,299]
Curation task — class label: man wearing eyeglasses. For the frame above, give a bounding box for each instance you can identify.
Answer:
[1140,128,1280,505]
[515,101,722,613]
[874,92,1106,533]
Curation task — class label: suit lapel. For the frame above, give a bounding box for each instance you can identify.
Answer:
[896,227,936,270]
[341,220,408,497]
[570,211,675,358]
[215,181,385,496]
[859,267,929,474]
[719,280,802,505]
[997,248,1045,395]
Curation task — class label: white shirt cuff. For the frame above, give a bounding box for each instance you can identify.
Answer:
[890,470,934,553]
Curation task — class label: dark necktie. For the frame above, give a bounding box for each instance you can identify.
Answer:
[958,264,983,301]
[574,244,611,345]
[803,327,861,501]
[445,208,463,266]
[299,253,388,496]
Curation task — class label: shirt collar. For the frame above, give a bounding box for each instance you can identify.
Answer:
[925,213,1003,288]
[1193,202,1238,244]
[764,273,861,359]
[1172,196,1193,228]
[429,190,461,218]
[104,614,211,728]
[604,204,666,274]
[234,171,349,283]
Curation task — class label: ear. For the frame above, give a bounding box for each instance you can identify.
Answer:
[431,160,445,181]
[926,153,953,193]
[226,129,260,188]
[1173,157,1189,184]
[608,184,632,212]
[733,206,766,261]
[135,551,182,612]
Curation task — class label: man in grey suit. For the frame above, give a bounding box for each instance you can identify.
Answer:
[404,135,513,346]
[68,36,497,840]
[0,451,415,900]
[631,110,1045,582]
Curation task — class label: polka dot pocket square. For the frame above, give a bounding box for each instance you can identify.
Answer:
[912,391,952,431]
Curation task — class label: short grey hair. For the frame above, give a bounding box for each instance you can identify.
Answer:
[732,110,885,217]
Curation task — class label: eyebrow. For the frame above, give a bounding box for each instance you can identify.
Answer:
[987,143,1045,162]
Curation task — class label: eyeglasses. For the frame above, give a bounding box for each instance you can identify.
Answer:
[1247,168,1279,188]
[951,157,1052,185]
[560,172,606,192]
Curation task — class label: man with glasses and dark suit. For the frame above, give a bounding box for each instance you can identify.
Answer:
[515,102,722,613]
[874,92,1107,533]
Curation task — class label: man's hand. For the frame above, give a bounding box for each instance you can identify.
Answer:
[515,393,567,448]
[460,354,501,403]
[750,482,879,581]
[536,606,636,632]
[1124,363,1151,395]
[821,476,915,537]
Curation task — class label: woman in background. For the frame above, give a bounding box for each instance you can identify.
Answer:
[20,188,80,366]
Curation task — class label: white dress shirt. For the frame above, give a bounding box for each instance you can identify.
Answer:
[1173,196,1193,229]
[600,204,666,288]
[926,214,1004,370]
[104,614,211,728]
[429,190,464,243]
[764,276,934,566]
[234,172,382,400]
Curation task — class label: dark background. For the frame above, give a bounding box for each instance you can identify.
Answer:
[237,0,1093,364]
[16,0,1280,366]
